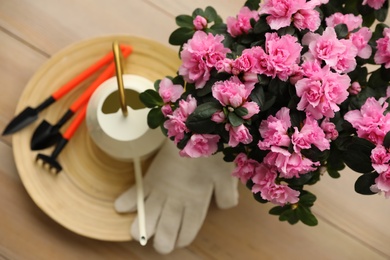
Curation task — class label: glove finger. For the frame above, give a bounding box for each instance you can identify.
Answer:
[214,175,239,209]
[114,182,152,213]
[131,191,166,241]
[153,198,184,254]
[176,189,212,248]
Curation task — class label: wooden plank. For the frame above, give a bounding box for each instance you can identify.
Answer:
[147,0,243,21]
[0,141,200,260]
[310,168,390,256]
[0,0,178,55]
[0,31,47,146]
[0,140,386,259]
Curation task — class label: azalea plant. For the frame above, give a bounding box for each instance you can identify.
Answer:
[139,0,390,226]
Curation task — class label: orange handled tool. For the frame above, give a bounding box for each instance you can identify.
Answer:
[36,104,87,174]
[30,46,133,150]
[52,45,132,100]
[2,44,133,135]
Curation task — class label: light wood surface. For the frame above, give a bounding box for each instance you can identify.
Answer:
[0,1,389,259]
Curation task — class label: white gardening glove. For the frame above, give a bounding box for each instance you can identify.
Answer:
[114,140,238,254]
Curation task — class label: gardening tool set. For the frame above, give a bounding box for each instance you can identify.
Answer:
[3,43,133,174]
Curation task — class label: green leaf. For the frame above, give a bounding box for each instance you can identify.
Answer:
[253,192,268,204]
[299,192,317,208]
[269,206,287,215]
[326,145,345,177]
[380,65,390,82]
[253,17,270,34]
[354,172,379,195]
[176,15,194,28]
[368,68,388,90]
[153,79,161,91]
[334,24,348,39]
[289,110,305,128]
[296,206,318,226]
[343,0,359,15]
[228,112,244,127]
[244,0,260,10]
[209,23,227,34]
[169,27,194,46]
[176,133,191,150]
[349,87,378,110]
[362,11,376,27]
[139,89,163,108]
[147,108,164,129]
[375,6,388,22]
[277,26,296,37]
[235,107,249,118]
[185,102,220,134]
[384,131,390,149]
[279,209,294,221]
[262,95,276,111]
[191,102,221,119]
[204,6,222,23]
[342,137,375,173]
[371,23,387,43]
[192,8,205,17]
[287,213,300,225]
[327,169,341,178]
[285,171,315,186]
[250,86,265,108]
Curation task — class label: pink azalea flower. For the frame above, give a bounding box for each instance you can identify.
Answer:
[258,107,291,150]
[215,58,234,74]
[241,101,260,119]
[320,118,339,140]
[179,134,220,158]
[344,97,390,145]
[264,147,320,178]
[161,104,173,117]
[371,169,390,198]
[212,76,254,108]
[211,110,226,123]
[259,0,327,30]
[296,66,350,119]
[251,163,300,205]
[232,50,259,75]
[302,27,347,68]
[301,60,323,79]
[164,95,197,144]
[179,31,230,88]
[193,15,207,30]
[325,12,362,31]
[293,9,321,32]
[362,0,386,10]
[232,153,260,183]
[265,33,302,81]
[348,82,362,95]
[242,46,274,77]
[375,28,390,68]
[292,115,330,153]
[225,124,253,147]
[158,77,184,103]
[350,27,372,59]
[371,145,390,173]
[333,39,358,73]
[227,6,259,37]
[259,0,306,30]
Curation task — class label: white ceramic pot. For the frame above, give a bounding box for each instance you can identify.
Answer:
[86,74,165,161]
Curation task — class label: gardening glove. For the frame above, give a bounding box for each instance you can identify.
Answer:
[114,140,239,254]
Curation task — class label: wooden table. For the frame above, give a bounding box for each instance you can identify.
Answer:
[0,1,389,259]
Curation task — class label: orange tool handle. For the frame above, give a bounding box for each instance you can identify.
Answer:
[63,104,87,140]
[52,44,133,100]
[68,46,133,113]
